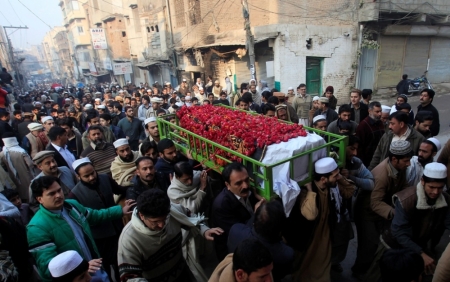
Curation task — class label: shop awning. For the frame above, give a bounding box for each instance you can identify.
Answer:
[136,59,170,69]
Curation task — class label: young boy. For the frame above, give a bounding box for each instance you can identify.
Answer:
[1,189,31,225]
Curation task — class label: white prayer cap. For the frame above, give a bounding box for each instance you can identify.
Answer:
[113,138,129,148]
[97,105,106,109]
[72,157,91,171]
[185,96,192,100]
[27,122,43,131]
[288,87,293,90]
[182,78,187,82]
[95,98,101,101]
[427,137,442,152]
[175,102,184,107]
[119,90,124,93]
[41,116,53,124]
[84,104,93,110]
[65,98,71,101]
[146,89,152,92]
[423,162,447,179]
[150,97,163,104]
[315,157,338,174]
[48,250,88,280]
[144,117,157,125]
[95,91,102,95]
[41,95,48,100]
[198,87,204,90]
[381,105,391,113]
[313,115,326,124]
[312,96,320,101]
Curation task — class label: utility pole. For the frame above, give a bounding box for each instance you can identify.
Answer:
[242,0,256,81]
[3,25,29,90]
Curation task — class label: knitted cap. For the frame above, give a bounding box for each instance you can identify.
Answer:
[389,140,412,156]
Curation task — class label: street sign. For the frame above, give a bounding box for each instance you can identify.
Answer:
[90,28,107,50]
[113,62,132,75]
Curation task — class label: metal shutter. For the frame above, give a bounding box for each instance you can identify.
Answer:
[428,37,450,83]
[377,36,406,88]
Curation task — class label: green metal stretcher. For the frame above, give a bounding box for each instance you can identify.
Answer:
[157,109,347,200]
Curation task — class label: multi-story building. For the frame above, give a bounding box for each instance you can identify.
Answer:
[166,0,360,99]
[357,0,450,94]
[60,0,95,82]
[0,26,13,73]
[42,27,66,80]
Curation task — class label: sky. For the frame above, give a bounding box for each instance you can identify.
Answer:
[0,0,63,50]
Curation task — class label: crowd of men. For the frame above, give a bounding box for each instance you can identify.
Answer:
[0,74,450,282]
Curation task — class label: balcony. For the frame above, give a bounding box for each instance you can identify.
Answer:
[64,9,85,26]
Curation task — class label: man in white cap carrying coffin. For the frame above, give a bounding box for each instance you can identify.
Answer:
[111,139,140,187]
[364,162,450,281]
[48,250,91,282]
[68,158,129,282]
[284,157,354,282]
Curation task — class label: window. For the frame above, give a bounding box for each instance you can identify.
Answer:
[122,31,126,37]
[155,25,159,32]
[77,26,84,34]
[71,0,79,10]
[151,26,154,31]
[146,27,150,33]
[82,52,91,62]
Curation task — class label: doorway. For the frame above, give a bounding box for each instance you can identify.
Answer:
[306,57,323,96]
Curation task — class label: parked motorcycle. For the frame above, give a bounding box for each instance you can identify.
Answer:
[406,71,432,96]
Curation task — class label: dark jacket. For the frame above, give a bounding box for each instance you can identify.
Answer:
[349,102,369,124]
[417,103,440,137]
[396,79,409,95]
[313,108,338,127]
[17,121,31,144]
[355,116,386,167]
[227,224,294,281]
[68,174,125,239]
[126,174,169,201]
[328,95,338,110]
[212,188,258,261]
[383,185,450,254]
[0,121,14,147]
[45,143,71,168]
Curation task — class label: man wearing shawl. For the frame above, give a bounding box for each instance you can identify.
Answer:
[111,139,140,187]
[0,135,37,202]
[167,161,208,214]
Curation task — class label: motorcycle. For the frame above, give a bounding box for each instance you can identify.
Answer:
[406,70,432,96]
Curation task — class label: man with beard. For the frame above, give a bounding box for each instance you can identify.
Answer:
[29,150,78,212]
[81,114,115,149]
[126,157,170,200]
[80,125,117,175]
[313,97,338,126]
[406,138,441,187]
[69,158,130,282]
[284,157,353,282]
[111,139,140,187]
[327,104,358,135]
[248,84,261,106]
[414,111,434,138]
[212,162,264,261]
[381,105,391,132]
[141,117,160,145]
[356,101,385,167]
[117,106,144,151]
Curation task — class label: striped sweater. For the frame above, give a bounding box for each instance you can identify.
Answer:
[80,142,116,175]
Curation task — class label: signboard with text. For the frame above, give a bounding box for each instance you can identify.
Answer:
[113,62,133,75]
[90,28,107,50]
